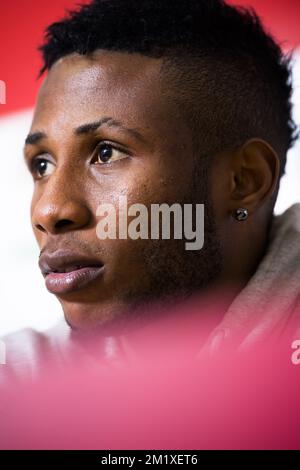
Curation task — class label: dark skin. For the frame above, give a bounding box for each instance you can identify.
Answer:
[24,50,280,332]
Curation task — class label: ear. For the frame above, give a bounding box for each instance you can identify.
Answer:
[228,138,280,216]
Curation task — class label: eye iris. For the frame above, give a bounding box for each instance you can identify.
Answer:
[99,146,113,163]
[37,160,48,176]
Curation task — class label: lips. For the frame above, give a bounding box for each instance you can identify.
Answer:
[39,249,105,295]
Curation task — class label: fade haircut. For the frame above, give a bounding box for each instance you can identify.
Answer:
[39,0,298,178]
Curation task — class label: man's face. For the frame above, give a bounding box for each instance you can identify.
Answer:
[24,51,222,330]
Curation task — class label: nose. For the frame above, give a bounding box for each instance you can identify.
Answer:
[32,170,92,236]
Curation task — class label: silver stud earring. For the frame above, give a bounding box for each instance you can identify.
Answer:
[235,208,248,221]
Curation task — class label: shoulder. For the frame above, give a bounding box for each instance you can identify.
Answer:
[0,322,70,382]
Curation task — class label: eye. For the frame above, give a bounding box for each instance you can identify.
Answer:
[92,143,129,165]
[31,158,55,179]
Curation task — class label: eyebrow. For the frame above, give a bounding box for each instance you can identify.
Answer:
[25,116,146,146]
[25,131,47,146]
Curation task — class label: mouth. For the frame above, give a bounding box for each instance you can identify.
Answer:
[39,249,105,295]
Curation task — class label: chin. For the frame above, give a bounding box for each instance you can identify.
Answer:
[60,298,130,333]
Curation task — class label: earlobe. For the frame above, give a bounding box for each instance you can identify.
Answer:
[229,138,280,215]
[233,207,249,221]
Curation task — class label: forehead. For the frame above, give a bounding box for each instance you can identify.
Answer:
[32,51,172,133]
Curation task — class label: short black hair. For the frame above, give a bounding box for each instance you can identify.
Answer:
[39,0,298,177]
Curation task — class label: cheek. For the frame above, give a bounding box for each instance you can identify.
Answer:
[210,160,232,224]
[30,190,38,218]
[30,191,42,242]
[87,166,165,211]
[119,160,193,206]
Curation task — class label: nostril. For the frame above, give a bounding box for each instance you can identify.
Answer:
[35,224,46,233]
[55,219,74,230]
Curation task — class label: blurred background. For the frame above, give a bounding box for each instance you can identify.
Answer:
[0,0,299,336]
